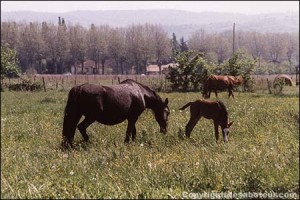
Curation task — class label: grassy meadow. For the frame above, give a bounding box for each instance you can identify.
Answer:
[1,84,299,198]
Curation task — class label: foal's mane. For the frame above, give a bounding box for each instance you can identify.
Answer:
[217,101,228,119]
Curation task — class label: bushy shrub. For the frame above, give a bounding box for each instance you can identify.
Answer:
[166,51,214,91]
[8,78,43,91]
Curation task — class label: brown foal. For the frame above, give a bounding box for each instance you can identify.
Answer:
[180,99,233,142]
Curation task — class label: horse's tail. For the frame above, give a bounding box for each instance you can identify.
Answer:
[61,86,81,149]
[179,102,192,110]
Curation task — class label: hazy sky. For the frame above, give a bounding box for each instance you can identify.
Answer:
[1,1,299,14]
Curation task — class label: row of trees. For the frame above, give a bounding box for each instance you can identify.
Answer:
[1,19,299,75]
[1,20,172,75]
[188,29,299,74]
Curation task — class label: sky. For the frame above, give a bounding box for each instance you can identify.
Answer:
[1,1,299,14]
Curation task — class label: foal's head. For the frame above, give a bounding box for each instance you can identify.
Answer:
[220,121,233,142]
[154,98,170,134]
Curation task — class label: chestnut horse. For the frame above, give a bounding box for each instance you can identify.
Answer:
[61,79,169,148]
[202,75,243,99]
[180,99,233,142]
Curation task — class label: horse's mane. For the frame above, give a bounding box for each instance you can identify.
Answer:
[217,101,228,119]
[120,79,161,100]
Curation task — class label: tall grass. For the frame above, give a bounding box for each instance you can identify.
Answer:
[1,87,299,198]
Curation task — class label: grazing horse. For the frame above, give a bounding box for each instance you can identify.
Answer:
[61,79,170,148]
[273,74,293,87]
[228,75,244,87]
[202,75,235,99]
[179,99,233,142]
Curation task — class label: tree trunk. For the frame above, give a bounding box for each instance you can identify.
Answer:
[81,60,84,74]
[54,60,57,74]
[120,60,124,75]
[101,59,106,75]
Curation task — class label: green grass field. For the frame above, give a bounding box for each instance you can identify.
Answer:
[1,86,299,199]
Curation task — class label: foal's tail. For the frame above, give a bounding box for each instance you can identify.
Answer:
[179,102,192,110]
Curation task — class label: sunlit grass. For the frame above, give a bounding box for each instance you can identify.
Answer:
[1,86,299,198]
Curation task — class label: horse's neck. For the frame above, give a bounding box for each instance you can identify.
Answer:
[142,89,159,110]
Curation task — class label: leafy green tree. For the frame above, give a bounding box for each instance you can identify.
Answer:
[1,44,20,83]
[179,37,189,53]
[166,50,212,91]
[171,33,180,62]
[222,53,256,91]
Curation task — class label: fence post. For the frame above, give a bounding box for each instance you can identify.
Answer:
[42,77,46,92]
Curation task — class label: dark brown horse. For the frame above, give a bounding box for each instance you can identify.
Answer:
[180,99,233,142]
[61,79,169,148]
[202,75,243,99]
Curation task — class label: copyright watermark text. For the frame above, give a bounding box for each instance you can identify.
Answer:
[182,191,299,199]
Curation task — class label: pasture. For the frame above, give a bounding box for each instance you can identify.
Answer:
[1,79,299,198]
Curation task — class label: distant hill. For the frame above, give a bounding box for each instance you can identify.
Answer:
[1,10,299,38]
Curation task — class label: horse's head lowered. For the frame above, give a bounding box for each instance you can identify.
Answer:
[220,121,233,142]
[154,98,170,134]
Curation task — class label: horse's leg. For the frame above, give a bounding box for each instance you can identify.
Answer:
[125,118,138,143]
[185,116,201,138]
[62,113,82,148]
[77,117,95,142]
[213,120,220,142]
[228,88,234,98]
[131,125,137,141]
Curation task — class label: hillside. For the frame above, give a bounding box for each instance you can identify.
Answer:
[1,10,299,38]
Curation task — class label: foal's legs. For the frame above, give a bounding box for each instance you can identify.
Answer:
[228,88,234,98]
[213,120,220,142]
[185,116,201,138]
[214,90,218,98]
[78,117,95,142]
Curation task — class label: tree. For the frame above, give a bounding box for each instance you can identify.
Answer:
[69,25,87,74]
[125,25,144,74]
[1,44,20,83]
[87,24,100,74]
[222,53,256,91]
[1,22,18,49]
[17,22,44,73]
[170,33,180,61]
[108,27,127,74]
[179,37,189,53]
[97,25,110,74]
[56,19,70,74]
[286,33,298,73]
[152,25,172,74]
[166,50,211,91]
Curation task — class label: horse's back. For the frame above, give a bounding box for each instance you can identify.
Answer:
[69,82,147,124]
[190,100,227,120]
[206,75,232,89]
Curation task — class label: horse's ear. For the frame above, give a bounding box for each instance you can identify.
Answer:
[165,98,169,106]
[228,121,233,128]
